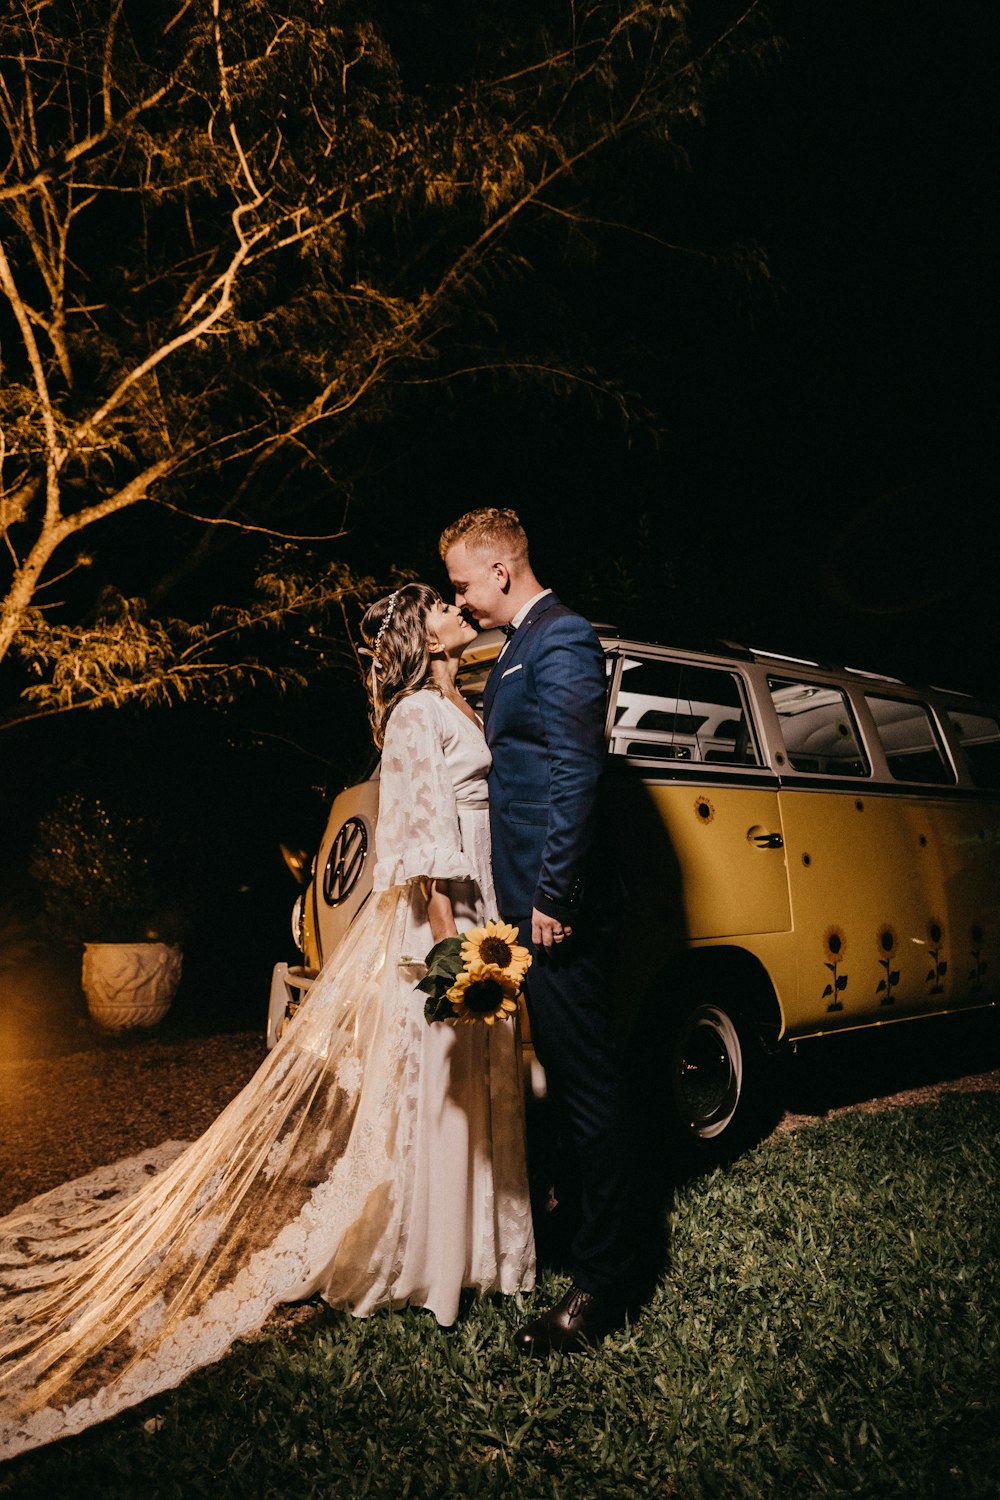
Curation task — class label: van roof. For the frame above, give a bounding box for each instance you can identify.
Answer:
[458,624,988,705]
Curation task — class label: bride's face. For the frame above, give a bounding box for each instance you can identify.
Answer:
[426,599,476,657]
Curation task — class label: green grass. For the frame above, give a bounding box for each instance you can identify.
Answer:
[4,1093,999,1499]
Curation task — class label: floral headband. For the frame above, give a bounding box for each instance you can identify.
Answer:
[372,590,400,657]
[359,589,401,688]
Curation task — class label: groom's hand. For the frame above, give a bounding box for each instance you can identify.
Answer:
[532,908,573,949]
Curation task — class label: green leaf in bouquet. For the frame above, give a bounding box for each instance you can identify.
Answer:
[423,993,456,1024]
[422,936,464,978]
[416,935,465,1021]
[416,939,464,997]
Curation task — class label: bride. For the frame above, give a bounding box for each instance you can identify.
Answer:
[0,583,535,1460]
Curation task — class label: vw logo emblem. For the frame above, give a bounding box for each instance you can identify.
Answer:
[322,817,368,907]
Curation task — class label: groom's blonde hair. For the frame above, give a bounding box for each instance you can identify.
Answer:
[438,507,529,563]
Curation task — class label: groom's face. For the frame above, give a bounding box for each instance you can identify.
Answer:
[444,541,510,630]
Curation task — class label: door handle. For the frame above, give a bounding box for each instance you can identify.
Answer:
[748,829,783,849]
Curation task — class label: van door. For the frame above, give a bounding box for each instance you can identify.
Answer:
[605,653,792,1008]
[864,692,999,1012]
[765,677,954,1036]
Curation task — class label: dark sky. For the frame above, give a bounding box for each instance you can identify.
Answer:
[340,0,997,695]
[26,0,992,697]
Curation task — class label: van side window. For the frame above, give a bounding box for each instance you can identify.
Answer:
[946,709,1000,789]
[768,678,868,777]
[865,696,954,785]
[611,658,758,765]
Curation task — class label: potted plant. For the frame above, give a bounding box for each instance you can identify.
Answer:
[29,791,195,1030]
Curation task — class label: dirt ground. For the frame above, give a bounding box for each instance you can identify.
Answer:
[2,964,998,1218]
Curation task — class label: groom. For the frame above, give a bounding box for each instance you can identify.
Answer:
[440,507,632,1353]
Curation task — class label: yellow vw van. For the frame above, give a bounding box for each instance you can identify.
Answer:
[269,630,1000,1161]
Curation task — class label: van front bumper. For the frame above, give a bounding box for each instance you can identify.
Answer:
[266,962,318,1048]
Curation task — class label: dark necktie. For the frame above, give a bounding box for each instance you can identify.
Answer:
[502,622,517,640]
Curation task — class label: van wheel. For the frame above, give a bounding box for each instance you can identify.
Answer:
[671,1002,746,1142]
[627,988,777,1169]
[666,994,777,1163]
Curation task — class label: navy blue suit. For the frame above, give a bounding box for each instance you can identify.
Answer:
[484,594,632,1295]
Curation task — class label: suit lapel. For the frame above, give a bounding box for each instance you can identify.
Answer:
[483,593,561,727]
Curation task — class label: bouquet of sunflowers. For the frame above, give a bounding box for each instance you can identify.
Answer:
[416,920,532,1025]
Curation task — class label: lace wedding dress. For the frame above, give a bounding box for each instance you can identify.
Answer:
[0,691,535,1460]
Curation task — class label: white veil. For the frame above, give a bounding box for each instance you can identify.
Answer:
[1,690,537,1461]
[0,887,417,1459]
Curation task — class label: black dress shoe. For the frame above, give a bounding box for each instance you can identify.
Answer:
[514,1285,623,1355]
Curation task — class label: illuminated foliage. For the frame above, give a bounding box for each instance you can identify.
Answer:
[0,0,774,726]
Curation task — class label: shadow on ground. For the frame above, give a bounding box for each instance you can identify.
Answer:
[777,1006,1000,1119]
[526,1003,1000,1301]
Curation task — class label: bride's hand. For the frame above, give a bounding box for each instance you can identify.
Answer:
[426,879,459,943]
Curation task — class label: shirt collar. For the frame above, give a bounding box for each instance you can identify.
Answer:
[509,588,552,632]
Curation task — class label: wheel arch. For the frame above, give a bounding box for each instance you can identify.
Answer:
[632,943,785,1050]
[623,943,787,1163]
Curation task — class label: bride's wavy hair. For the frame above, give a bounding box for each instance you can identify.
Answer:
[360,582,442,748]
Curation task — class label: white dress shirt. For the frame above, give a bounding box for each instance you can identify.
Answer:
[499,588,552,657]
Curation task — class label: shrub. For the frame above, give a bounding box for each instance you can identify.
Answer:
[29,791,196,946]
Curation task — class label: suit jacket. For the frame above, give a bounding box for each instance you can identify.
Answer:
[484,593,607,926]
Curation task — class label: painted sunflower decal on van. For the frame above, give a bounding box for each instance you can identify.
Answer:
[823,926,849,1011]
[926,918,947,996]
[876,925,899,1005]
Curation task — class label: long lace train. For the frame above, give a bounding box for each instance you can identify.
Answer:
[0,886,534,1460]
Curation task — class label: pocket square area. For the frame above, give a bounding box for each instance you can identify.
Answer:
[501,663,523,679]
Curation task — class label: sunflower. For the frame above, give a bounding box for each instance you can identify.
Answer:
[876,924,897,957]
[823,926,847,962]
[927,918,945,947]
[446,961,520,1025]
[460,920,532,985]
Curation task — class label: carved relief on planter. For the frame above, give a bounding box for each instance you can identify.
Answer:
[82,942,183,1029]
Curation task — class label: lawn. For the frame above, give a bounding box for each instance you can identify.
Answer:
[3,1093,998,1498]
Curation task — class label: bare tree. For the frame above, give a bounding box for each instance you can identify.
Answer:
[0,0,772,729]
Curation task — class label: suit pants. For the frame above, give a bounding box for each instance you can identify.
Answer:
[516,906,633,1296]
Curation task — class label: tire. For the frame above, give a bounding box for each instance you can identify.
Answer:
[630,984,779,1170]
[669,992,779,1163]
[670,1002,746,1141]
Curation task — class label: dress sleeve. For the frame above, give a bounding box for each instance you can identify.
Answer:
[372,694,473,891]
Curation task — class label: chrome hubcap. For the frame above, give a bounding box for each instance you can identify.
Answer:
[673,1004,743,1139]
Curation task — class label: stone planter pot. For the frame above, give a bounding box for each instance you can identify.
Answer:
[81,942,183,1030]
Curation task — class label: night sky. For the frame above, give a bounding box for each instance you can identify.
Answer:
[339,0,996,695]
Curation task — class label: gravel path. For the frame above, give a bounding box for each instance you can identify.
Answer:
[0,1033,267,1216]
[774,1066,1000,1134]
[2,1023,998,1218]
